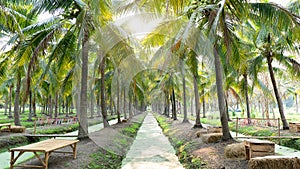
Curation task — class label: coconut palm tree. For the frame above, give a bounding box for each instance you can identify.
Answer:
[244,3,300,129]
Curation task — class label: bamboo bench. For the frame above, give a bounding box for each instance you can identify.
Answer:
[10,139,79,169]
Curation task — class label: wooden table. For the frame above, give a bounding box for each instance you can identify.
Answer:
[10,139,79,169]
[244,139,275,160]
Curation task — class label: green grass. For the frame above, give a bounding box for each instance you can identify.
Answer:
[85,113,146,169]
[154,113,207,169]
[86,149,123,169]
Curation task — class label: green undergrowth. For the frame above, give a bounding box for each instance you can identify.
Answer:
[0,135,29,153]
[86,148,123,169]
[229,122,300,151]
[0,115,121,153]
[154,113,207,169]
[86,113,146,169]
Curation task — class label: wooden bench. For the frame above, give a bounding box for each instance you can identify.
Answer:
[10,139,79,169]
[244,139,275,160]
[0,123,11,131]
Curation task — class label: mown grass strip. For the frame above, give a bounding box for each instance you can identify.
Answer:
[85,113,146,169]
[154,113,207,169]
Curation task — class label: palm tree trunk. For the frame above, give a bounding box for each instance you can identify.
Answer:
[266,55,289,129]
[129,96,133,118]
[78,28,89,139]
[110,95,114,116]
[181,58,189,123]
[193,75,202,128]
[172,88,177,120]
[117,69,121,123]
[96,96,101,117]
[8,85,12,118]
[49,96,53,118]
[90,90,95,119]
[123,88,127,119]
[244,74,251,124]
[13,73,21,126]
[4,99,7,116]
[100,55,109,127]
[296,94,298,114]
[28,90,32,121]
[190,97,194,116]
[66,98,69,117]
[202,90,206,118]
[164,93,168,116]
[214,47,232,141]
[33,93,36,117]
[54,93,58,118]
[225,95,231,121]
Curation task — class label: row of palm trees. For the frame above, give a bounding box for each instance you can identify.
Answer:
[0,0,299,141]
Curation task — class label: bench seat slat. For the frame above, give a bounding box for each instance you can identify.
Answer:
[10,139,79,152]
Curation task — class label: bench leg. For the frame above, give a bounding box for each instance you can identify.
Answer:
[44,152,50,169]
[10,151,14,169]
[70,143,77,159]
[10,151,25,169]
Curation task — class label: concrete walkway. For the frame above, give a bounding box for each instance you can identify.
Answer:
[121,113,184,169]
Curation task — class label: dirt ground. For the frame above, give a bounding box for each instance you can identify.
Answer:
[164,119,249,169]
[12,114,145,169]
[7,113,249,169]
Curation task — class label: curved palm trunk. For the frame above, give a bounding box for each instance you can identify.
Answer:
[214,48,232,141]
[100,54,109,127]
[266,55,289,129]
[13,73,21,126]
[244,74,251,124]
[78,28,89,139]
[193,75,202,128]
[181,58,189,123]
